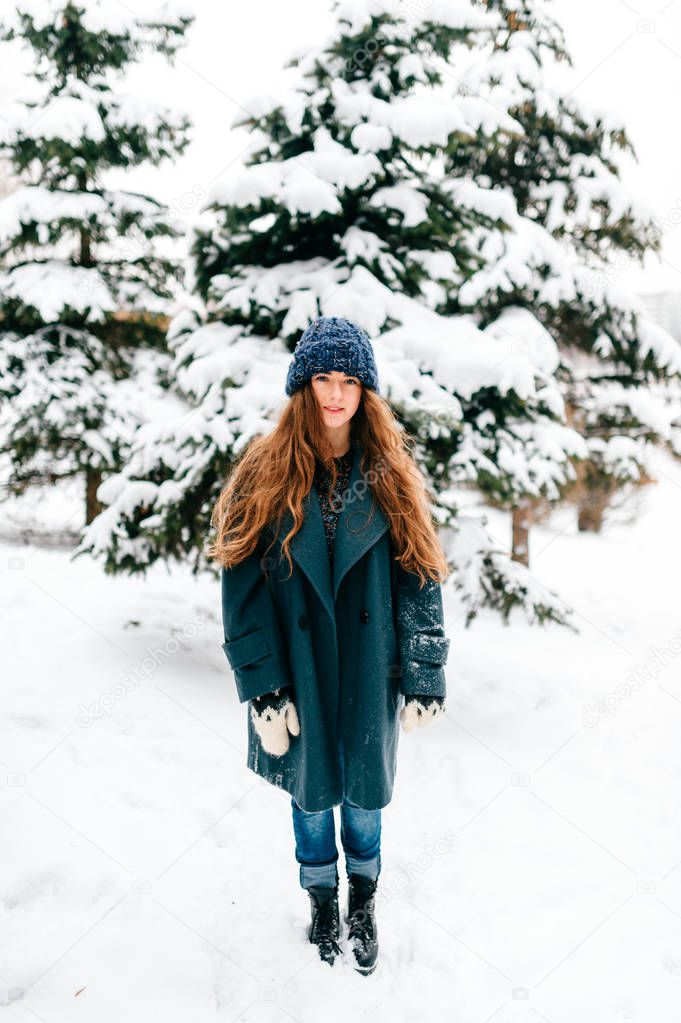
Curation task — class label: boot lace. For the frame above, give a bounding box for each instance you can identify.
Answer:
[310,892,340,953]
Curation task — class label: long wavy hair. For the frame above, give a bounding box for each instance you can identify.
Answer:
[208,382,450,586]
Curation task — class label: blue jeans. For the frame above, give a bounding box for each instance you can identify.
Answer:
[291,795,382,888]
[291,737,381,888]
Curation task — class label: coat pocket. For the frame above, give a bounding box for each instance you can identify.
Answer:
[400,632,449,699]
[409,633,450,666]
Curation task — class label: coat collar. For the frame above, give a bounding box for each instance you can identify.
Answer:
[273,438,390,620]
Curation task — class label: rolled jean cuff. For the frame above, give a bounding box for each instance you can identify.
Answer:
[300,859,339,889]
[345,851,381,882]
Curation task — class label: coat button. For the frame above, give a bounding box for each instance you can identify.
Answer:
[359,609,370,624]
[298,613,310,629]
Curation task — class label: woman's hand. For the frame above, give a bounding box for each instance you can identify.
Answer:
[400,694,445,733]
[249,686,300,756]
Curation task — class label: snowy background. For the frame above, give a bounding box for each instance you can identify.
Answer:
[3,0,680,291]
[2,0,681,1019]
[3,450,681,1019]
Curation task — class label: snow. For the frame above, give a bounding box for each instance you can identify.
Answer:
[101,89,191,137]
[0,186,169,247]
[330,79,521,148]
[333,0,499,36]
[3,0,192,36]
[206,257,346,322]
[172,323,290,403]
[442,177,518,224]
[0,261,117,321]
[369,183,430,227]
[378,298,561,401]
[635,316,681,375]
[0,187,105,242]
[210,127,382,216]
[585,382,679,441]
[350,121,393,153]
[0,71,190,153]
[2,448,681,1017]
[2,94,106,145]
[533,153,658,234]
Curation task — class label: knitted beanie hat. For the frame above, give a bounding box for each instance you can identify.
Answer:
[285,316,380,397]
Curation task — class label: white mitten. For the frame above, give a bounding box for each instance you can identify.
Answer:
[249,686,300,756]
[400,694,445,733]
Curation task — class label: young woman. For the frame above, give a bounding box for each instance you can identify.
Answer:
[209,316,451,975]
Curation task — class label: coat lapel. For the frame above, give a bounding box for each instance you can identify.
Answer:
[273,439,390,619]
[282,478,334,621]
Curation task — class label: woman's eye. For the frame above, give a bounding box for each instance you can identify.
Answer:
[315,376,357,384]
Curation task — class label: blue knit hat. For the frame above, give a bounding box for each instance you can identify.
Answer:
[285,316,380,397]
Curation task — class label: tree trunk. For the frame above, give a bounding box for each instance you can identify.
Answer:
[78,170,92,266]
[577,482,610,533]
[511,502,531,566]
[85,467,103,524]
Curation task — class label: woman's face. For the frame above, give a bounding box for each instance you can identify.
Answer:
[310,370,362,432]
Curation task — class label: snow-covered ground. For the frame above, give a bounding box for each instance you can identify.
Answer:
[2,452,681,1021]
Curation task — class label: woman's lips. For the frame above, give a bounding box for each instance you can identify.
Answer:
[324,407,343,413]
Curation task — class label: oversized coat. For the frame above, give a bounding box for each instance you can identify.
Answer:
[220,438,451,811]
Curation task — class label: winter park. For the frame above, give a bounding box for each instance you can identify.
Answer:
[2,0,681,1018]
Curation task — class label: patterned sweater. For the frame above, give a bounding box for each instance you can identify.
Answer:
[312,447,354,568]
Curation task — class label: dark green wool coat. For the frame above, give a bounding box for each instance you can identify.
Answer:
[220,438,451,811]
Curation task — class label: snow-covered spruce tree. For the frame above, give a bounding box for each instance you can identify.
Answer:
[447,0,681,537]
[0,0,193,523]
[77,0,592,627]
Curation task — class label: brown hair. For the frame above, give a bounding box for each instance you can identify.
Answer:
[207,383,450,586]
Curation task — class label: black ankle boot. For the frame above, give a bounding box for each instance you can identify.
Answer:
[307,882,341,966]
[346,874,379,975]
